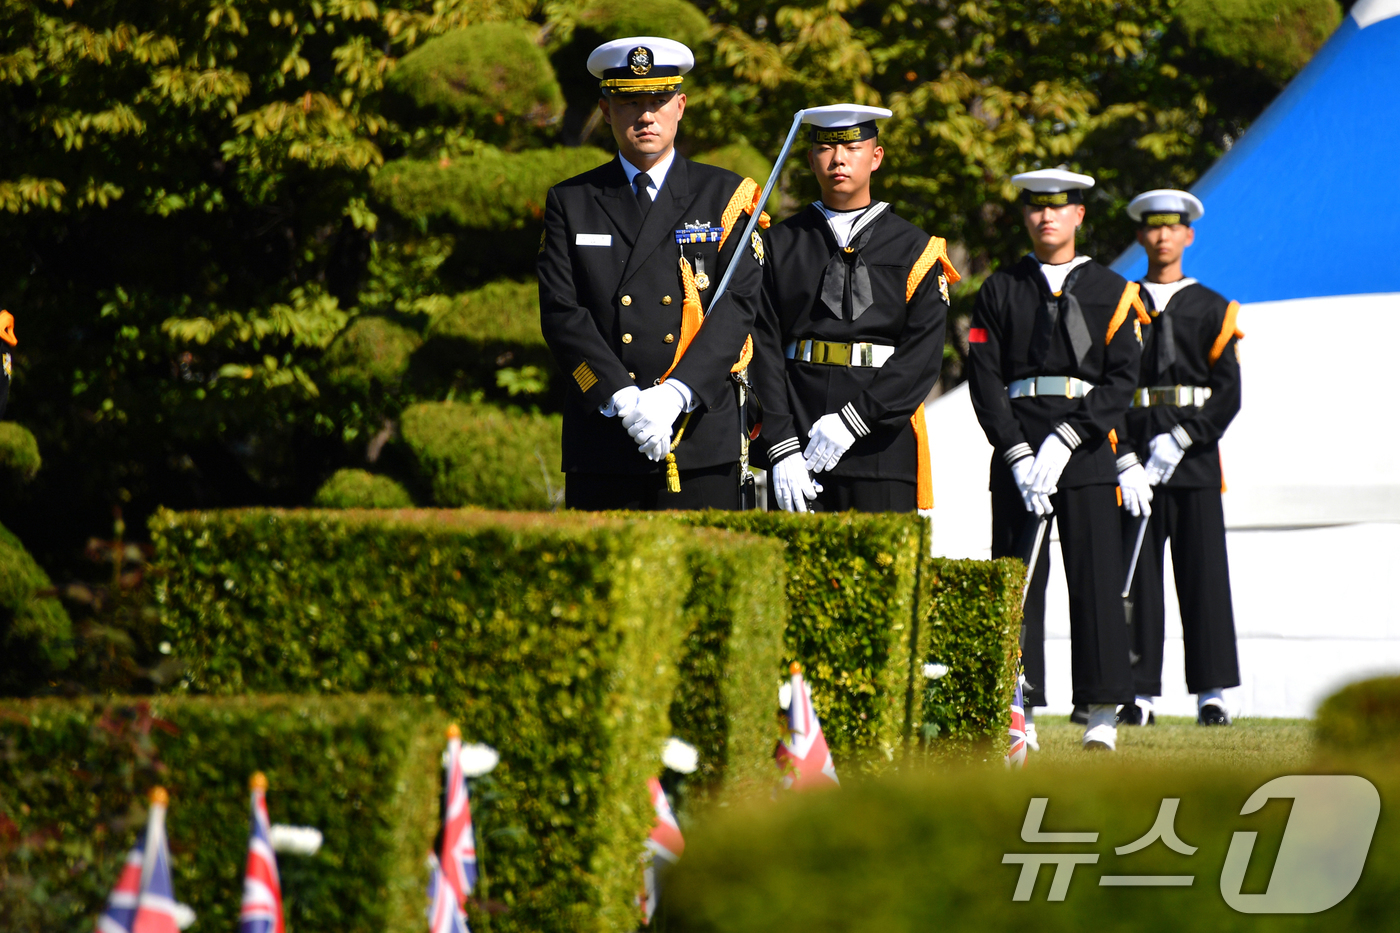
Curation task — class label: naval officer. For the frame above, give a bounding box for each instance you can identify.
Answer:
[1117,189,1243,727]
[966,169,1148,751]
[537,37,767,510]
[752,105,955,513]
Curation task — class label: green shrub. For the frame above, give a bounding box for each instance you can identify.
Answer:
[0,421,40,479]
[0,695,443,933]
[1176,0,1339,84]
[1315,675,1400,759]
[151,508,786,932]
[373,147,610,230]
[919,557,1024,751]
[692,143,780,213]
[0,521,74,692]
[400,401,563,510]
[322,316,422,391]
[312,469,415,508]
[425,280,543,346]
[388,24,565,128]
[572,0,712,47]
[664,764,1400,933]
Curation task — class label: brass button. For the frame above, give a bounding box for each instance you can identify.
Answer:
[628,372,636,379]
[622,333,633,344]
[663,334,675,344]
[662,295,673,305]
[620,295,632,306]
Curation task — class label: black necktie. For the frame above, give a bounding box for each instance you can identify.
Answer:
[634,172,653,214]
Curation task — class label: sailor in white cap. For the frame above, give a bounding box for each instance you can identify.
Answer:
[1116,189,1243,727]
[965,167,1148,751]
[538,38,769,510]
[751,105,956,512]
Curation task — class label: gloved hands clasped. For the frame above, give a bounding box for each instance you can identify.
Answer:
[804,413,855,473]
[1011,457,1052,517]
[1118,462,1154,518]
[620,383,687,462]
[1144,432,1186,485]
[771,453,822,512]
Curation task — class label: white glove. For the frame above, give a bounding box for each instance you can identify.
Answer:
[601,385,641,419]
[771,454,823,512]
[1027,434,1072,496]
[1144,433,1186,486]
[804,413,856,473]
[621,383,686,462]
[1011,456,1053,517]
[1118,462,1153,518]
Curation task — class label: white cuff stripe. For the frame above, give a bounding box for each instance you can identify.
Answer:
[1004,443,1034,466]
[840,403,871,438]
[1117,453,1140,472]
[1054,423,1082,450]
[1171,424,1194,449]
[769,437,802,461]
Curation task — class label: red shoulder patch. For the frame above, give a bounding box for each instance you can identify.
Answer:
[968,327,989,344]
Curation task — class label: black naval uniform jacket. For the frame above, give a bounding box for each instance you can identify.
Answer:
[538,155,762,475]
[1120,283,1243,489]
[967,256,1144,488]
[752,205,950,480]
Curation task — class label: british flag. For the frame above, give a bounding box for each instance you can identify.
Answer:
[1006,676,1028,769]
[638,777,685,924]
[239,773,284,933]
[131,789,181,933]
[440,725,478,908]
[775,663,839,791]
[427,853,470,933]
[95,841,144,933]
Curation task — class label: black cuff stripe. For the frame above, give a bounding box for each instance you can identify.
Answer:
[1054,423,1082,450]
[769,437,802,462]
[1116,453,1141,472]
[1004,443,1034,466]
[1171,424,1193,449]
[840,403,871,438]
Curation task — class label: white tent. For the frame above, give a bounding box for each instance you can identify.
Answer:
[924,0,1400,718]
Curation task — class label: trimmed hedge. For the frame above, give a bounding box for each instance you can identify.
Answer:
[425,279,543,347]
[664,765,1400,933]
[1315,675,1400,759]
[919,557,1024,750]
[151,509,786,932]
[572,0,712,47]
[0,695,443,933]
[312,469,415,509]
[693,143,779,213]
[322,316,422,391]
[399,401,563,510]
[0,521,74,692]
[0,421,40,479]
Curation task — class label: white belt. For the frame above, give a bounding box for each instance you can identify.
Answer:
[1133,385,1211,408]
[785,339,895,368]
[1007,376,1095,399]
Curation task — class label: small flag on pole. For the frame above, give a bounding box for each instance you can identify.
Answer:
[440,725,478,908]
[638,777,685,924]
[427,854,470,933]
[1006,675,1028,769]
[239,773,285,933]
[131,788,182,933]
[95,841,144,933]
[775,662,839,791]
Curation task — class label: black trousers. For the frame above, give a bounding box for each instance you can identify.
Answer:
[1125,485,1241,695]
[565,463,741,511]
[796,476,917,513]
[990,464,1134,707]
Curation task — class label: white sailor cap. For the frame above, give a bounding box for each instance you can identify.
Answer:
[802,104,893,144]
[1127,189,1204,226]
[587,37,694,95]
[1011,168,1095,206]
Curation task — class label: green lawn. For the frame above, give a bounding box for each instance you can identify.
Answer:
[1026,714,1316,771]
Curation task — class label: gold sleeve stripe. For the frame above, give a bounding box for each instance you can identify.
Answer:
[1208,300,1244,368]
[905,236,962,304]
[1105,282,1146,344]
[717,178,772,251]
[572,361,598,393]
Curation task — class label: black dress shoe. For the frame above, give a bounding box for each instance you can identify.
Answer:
[1197,702,1232,726]
[1070,704,1090,725]
[1117,702,1155,726]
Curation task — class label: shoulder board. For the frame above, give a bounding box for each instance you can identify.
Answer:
[906,236,962,303]
[1208,300,1244,367]
[1105,282,1148,344]
[718,178,772,250]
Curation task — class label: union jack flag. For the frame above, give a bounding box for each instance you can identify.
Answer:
[775,663,839,791]
[131,789,181,933]
[638,777,685,924]
[427,854,470,933]
[239,774,284,933]
[1006,676,1028,769]
[440,726,478,908]
[95,841,144,933]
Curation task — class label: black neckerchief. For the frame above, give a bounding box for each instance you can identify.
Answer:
[1029,259,1093,368]
[816,202,889,321]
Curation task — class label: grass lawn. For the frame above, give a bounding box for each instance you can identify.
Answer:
[1026,714,1316,771]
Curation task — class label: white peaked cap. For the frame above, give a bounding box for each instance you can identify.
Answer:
[587,37,694,79]
[802,104,894,127]
[1127,189,1205,222]
[1011,168,1096,193]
